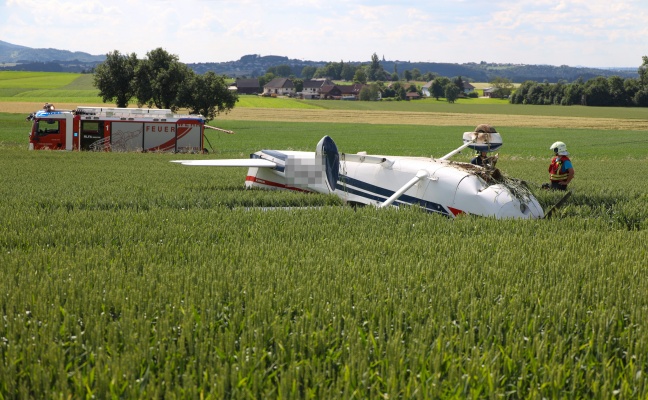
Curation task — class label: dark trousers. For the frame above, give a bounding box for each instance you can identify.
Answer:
[551,181,567,191]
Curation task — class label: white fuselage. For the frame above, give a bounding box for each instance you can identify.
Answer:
[245,150,544,219]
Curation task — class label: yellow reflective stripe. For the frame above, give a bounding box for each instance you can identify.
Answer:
[550,173,568,180]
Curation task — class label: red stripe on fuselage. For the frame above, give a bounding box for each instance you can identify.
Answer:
[246,176,310,193]
[447,206,465,216]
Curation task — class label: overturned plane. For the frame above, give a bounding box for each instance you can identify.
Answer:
[173,125,544,219]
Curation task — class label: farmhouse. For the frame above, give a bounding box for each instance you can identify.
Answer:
[463,81,475,95]
[319,84,343,99]
[233,78,260,95]
[406,91,421,100]
[339,83,365,99]
[263,78,295,96]
[301,79,333,99]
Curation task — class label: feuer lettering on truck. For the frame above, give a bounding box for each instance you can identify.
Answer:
[146,125,176,133]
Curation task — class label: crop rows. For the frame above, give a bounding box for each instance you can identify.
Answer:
[1,111,648,398]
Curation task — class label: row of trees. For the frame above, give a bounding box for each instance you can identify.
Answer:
[93,49,238,121]
[511,56,648,107]
[266,53,436,84]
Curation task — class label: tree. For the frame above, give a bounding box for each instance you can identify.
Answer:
[422,72,436,82]
[267,64,293,77]
[353,69,368,84]
[634,88,648,106]
[368,53,382,82]
[639,55,648,88]
[453,76,464,93]
[403,70,412,82]
[489,76,514,98]
[624,78,641,103]
[562,80,584,105]
[258,72,275,88]
[177,71,238,122]
[444,83,460,103]
[359,83,381,101]
[583,76,612,106]
[292,78,304,93]
[431,77,449,100]
[301,66,317,80]
[135,48,191,110]
[93,50,139,108]
[340,63,356,81]
[608,75,629,106]
[411,68,422,81]
[396,86,407,100]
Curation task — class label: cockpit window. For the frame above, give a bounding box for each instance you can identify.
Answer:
[37,119,59,135]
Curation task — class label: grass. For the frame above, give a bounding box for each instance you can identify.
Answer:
[0,134,646,397]
[1,72,648,397]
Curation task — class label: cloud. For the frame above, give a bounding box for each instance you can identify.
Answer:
[1,0,646,66]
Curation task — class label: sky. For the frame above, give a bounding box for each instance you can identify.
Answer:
[1,0,647,68]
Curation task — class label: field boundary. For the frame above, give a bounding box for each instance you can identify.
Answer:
[217,107,648,131]
[3,101,648,131]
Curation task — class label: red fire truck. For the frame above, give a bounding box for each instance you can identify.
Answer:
[28,103,205,152]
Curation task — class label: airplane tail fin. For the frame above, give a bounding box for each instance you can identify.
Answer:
[280,136,340,194]
[316,136,340,193]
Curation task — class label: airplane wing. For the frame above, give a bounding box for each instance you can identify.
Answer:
[170,159,277,167]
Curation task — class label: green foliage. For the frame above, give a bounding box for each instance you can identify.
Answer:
[511,73,648,107]
[489,76,514,98]
[178,71,238,122]
[444,83,460,103]
[353,68,367,84]
[266,64,293,77]
[301,65,317,80]
[135,48,189,110]
[93,50,138,108]
[431,77,449,100]
[358,84,380,101]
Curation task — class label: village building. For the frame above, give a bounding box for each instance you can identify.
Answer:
[319,84,343,99]
[233,78,260,95]
[301,79,333,99]
[263,78,295,97]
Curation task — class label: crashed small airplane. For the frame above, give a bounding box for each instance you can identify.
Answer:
[173,125,544,219]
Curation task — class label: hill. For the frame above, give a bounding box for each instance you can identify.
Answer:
[0,41,640,82]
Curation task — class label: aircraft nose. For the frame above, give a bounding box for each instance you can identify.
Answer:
[496,200,544,219]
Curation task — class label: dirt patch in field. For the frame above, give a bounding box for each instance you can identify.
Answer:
[219,108,648,131]
[4,102,648,131]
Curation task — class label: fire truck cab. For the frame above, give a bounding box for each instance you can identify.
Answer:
[28,103,205,153]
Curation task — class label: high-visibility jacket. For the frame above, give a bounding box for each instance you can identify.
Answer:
[549,155,571,182]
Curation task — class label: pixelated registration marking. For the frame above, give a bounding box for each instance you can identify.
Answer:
[284,155,325,187]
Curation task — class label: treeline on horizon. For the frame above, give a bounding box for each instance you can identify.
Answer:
[510,73,648,107]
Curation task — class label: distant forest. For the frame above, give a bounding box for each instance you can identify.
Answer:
[0,39,640,84]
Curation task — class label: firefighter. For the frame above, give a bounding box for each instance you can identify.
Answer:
[547,141,574,190]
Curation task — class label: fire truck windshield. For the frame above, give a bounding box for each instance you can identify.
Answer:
[36,119,59,135]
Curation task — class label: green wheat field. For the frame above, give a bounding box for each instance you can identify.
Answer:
[1,72,648,398]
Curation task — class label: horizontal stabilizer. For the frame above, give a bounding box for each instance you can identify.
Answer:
[171,159,277,167]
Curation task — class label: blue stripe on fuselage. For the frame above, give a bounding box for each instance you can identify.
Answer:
[251,151,286,172]
[260,150,288,161]
[336,175,450,217]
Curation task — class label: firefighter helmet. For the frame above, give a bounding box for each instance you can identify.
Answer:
[550,141,567,154]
